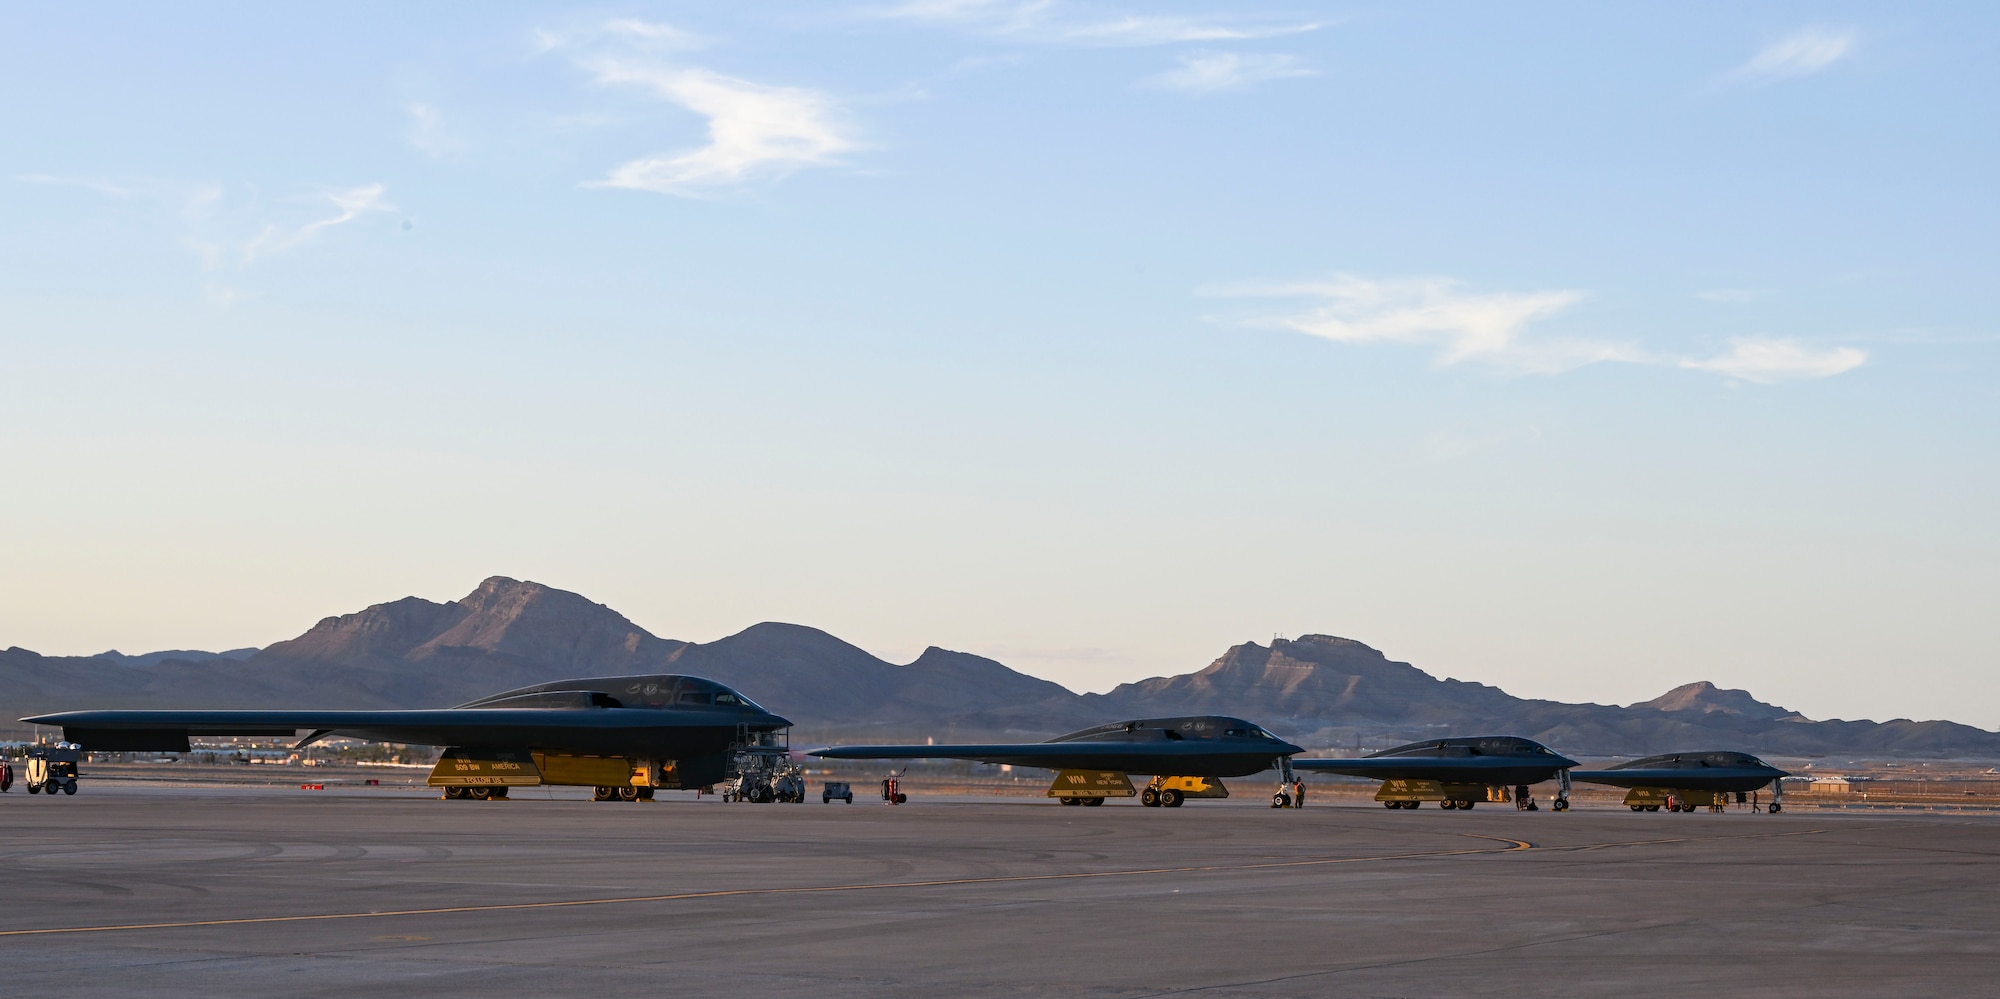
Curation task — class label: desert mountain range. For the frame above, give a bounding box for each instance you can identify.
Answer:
[4,576,1995,758]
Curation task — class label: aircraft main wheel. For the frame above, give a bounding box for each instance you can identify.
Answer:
[1140,788,1160,807]
[1160,789,1184,807]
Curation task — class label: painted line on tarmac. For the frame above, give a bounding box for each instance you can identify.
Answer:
[0,834,1533,939]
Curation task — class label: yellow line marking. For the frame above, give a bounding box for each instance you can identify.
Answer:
[0,835,1531,938]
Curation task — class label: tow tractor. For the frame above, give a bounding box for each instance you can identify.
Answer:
[25,743,83,796]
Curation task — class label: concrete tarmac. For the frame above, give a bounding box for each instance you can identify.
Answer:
[2,784,1997,997]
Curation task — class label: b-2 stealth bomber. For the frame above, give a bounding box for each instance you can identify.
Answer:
[1572,751,1790,813]
[1292,736,1579,811]
[810,717,1305,806]
[21,674,790,802]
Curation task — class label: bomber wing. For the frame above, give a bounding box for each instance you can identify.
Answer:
[1571,752,1789,793]
[19,707,752,754]
[811,741,1289,777]
[1292,736,1577,786]
[812,718,1302,779]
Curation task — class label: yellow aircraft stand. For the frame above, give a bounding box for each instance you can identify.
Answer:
[1048,769,1136,806]
[1374,778,1514,810]
[1623,787,1728,813]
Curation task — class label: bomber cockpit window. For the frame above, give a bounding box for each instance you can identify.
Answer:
[1224,728,1246,737]
[679,691,713,705]
[715,692,739,705]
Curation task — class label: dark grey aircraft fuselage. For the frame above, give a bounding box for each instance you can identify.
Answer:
[20,675,790,762]
[1571,752,1788,793]
[1292,736,1578,786]
[811,716,1304,777]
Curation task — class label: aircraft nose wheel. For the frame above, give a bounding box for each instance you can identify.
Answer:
[1272,791,1292,808]
[1768,802,1782,814]
[1552,798,1569,812]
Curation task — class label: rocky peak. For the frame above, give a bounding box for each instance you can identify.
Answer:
[253,595,467,664]
[1637,681,1798,721]
[411,576,684,671]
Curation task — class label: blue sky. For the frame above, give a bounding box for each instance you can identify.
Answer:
[4,3,1996,727]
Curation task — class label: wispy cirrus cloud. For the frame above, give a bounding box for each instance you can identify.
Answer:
[17,173,137,198]
[405,103,464,159]
[543,19,858,198]
[241,184,394,263]
[874,0,1323,47]
[1720,26,1857,86]
[1211,273,1867,383]
[17,175,394,306]
[1679,338,1866,383]
[585,61,857,196]
[1140,52,1314,94]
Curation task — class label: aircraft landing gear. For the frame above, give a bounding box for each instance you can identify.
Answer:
[1769,802,1782,814]
[1270,759,1305,809]
[1551,769,1571,812]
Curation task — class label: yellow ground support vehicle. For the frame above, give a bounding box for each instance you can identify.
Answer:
[25,743,83,796]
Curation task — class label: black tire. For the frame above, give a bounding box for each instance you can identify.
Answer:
[844,795,853,803]
[1160,789,1184,808]
[1272,792,1290,808]
[1140,788,1160,807]
[894,793,907,804]
[1631,805,1643,811]
[27,784,40,795]
[1552,798,1569,812]
[592,786,615,801]
[1083,797,1104,806]
[1461,801,1475,810]
[1769,803,1782,814]
[617,786,639,802]
[1382,800,1398,808]
[469,786,492,800]
[1060,796,1081,806]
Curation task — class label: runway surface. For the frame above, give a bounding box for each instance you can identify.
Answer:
[3,784,1997,997]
